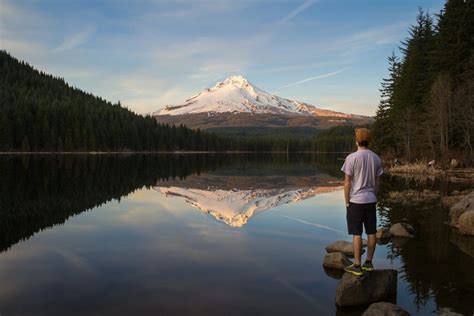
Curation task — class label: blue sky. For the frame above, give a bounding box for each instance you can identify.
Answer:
[1,0,444,115]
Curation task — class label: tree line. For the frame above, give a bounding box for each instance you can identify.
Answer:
[0,50,358,153]
[372,0,474,166]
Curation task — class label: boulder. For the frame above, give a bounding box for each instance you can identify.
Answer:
[362,302,410,316]
[458,211,474,235]
[335,269,398,307]
[449,191,474,227]
[376,227,391,239]
[389,223,414,238]
[326,240,366,257]
[323,252,352,270]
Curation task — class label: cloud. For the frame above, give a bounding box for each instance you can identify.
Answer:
[53,28,95,52]
[277,0,317,25]
[281,68,348,88]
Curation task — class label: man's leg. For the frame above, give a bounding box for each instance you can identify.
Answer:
[363,202,377,268]
[353,235,362,265]
[366,234,376,261]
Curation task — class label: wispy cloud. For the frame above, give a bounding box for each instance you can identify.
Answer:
[53,28,95,52]
[281,68,348,88]
[277,0,317,25]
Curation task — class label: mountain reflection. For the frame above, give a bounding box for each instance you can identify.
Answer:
[154,173,342,227]
[0,153,343,251]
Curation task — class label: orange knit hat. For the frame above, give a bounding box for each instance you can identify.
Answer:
[355,128,371,142]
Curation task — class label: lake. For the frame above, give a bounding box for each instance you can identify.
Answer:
[0,154,473,315]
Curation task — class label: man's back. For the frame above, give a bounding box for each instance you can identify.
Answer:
[341,149,383,204]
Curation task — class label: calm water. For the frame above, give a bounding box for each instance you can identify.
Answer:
[0,154,473,315]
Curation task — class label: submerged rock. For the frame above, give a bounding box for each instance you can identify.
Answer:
[438,307,463,316]
[391,237,410,248]
[449,191,474,230]
[323,252,352,270]
[389,223,414,238]
[324,266,345,280]
[326,240,366,257]
[362,302,410,316]
[335,269,398,307]
[450,229,474,257]
[376,227,391,239]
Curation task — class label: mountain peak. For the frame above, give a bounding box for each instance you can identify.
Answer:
[213,75,251,90]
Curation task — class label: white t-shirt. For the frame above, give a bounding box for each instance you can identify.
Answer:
[341,149,383,204]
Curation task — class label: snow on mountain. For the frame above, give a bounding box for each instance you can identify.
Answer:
[154,185,342,227]
[154,75,360,118]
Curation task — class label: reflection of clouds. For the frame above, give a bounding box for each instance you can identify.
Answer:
[0,244,96,298]
[117,188,196,226]
[280,215,345,234]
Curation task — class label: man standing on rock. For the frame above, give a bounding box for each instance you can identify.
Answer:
[341,128,383,276]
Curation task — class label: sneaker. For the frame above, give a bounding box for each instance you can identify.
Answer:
[344,263,364,276]
[362,261,374,272]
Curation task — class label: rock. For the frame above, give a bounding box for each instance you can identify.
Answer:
[323,252,352,270]
[376,227,391,239]
[458,211,474,235]
[389,223,414,238]
[438,307,463,315]
[326,240,366,257]
[449,191,474,228]
[335,269,398,307]
[362,302,410,316]
[450,159,460,169]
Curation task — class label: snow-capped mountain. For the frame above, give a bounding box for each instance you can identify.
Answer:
[154,75,360,118]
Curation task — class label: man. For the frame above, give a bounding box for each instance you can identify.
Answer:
[341,128,383,276]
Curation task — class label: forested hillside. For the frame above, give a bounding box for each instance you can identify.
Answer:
[0,51,360,153]
[373,0,474,166]
[0,51,228,152]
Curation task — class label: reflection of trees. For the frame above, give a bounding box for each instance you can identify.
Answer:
[0,154,224,252]
[376,175,474,315]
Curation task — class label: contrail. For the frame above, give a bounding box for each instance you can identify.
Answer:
[281,68,348,88]
[278,0,317,25]
[281,215,345,234]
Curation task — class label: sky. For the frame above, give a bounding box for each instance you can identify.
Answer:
[0,0,444,116]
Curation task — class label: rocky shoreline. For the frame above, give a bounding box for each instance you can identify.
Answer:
[322,188,474,315]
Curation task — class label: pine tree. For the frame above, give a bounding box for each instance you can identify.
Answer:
[373,52,401,155]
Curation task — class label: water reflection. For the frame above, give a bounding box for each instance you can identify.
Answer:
[155,173,342,227]
[0,154,473,315]
[0,153,341,251]
[377,175,474,315]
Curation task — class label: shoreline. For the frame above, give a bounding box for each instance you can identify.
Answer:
[0,150,352,155]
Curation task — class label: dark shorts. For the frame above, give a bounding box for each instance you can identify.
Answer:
[346,202,377,235]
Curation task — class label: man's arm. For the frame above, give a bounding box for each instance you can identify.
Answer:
[344,174,352,207]
[375,176,380,194]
